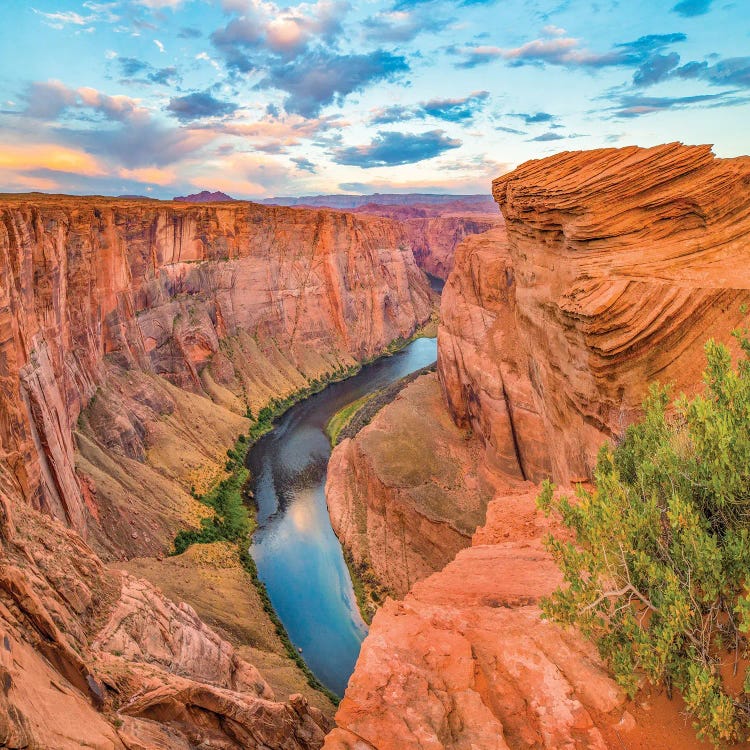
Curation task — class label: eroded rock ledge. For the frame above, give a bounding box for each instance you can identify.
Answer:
[440,142,750,484]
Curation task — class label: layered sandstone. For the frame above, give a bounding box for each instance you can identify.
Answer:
[352,202,502,279]
[440,143,750,485]
[326,373,501,598]
[0,473,330,749]
[330,144,748,748]
[326,489,706,750]
[0,194,432,555]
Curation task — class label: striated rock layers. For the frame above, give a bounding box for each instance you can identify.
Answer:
[0,194,433,747]
[0,471,330,749]
[0,194,432,556]
[326,372,501,598]
[439,143,750,485]
[352,202,502,279]
[329,143,748,749]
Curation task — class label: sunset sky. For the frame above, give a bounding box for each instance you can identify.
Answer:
[0,0,747,198]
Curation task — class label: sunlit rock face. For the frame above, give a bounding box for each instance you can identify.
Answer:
[329,144,750,750]
[0,195,432,552]
[440,143,750,485]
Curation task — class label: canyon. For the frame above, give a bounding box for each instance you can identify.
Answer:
[0,194,442,748]
[325,143,750,748]
[1,141,748,748]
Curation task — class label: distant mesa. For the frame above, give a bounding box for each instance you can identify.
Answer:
[260,193,495,210]
[173,190,237,203]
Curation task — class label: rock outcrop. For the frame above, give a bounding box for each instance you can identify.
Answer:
[326,488,706,750]
[440,143,750,485]
[330,143,749,749]
[0,473,331,749]
[326,372,501,598]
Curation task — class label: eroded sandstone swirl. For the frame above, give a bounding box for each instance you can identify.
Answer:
[0,194,433,748]
[328,143,749,749]
[440,142,750,484]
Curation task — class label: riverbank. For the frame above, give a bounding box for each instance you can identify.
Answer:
[122,329,436,709]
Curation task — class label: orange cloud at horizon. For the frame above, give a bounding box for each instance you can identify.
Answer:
[0,144,106,177]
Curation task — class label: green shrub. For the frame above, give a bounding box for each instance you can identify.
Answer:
[538,333,750,745]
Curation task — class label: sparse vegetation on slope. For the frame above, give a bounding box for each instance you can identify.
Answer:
[538,330,750,745]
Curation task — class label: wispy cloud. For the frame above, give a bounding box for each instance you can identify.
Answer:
[370,91,489,124]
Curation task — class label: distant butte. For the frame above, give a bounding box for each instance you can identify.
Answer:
[173,189,237,202]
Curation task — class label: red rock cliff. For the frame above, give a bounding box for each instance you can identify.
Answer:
[0,193,434,747]
[0,195,432,550]
[439,143,750,485]
[329,143,749,749]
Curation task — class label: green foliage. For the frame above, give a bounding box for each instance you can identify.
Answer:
[539,333,750,745]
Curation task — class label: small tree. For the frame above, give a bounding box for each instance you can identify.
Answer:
[538,332,750,745]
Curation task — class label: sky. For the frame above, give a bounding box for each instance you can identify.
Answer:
[0,0,748,199]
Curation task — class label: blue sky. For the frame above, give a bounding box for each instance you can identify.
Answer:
[0,0,747,198]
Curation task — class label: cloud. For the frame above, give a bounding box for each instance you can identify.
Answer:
[154,39,165,53]
[178,26,202,38]
[118,166,176,185]
[167,91,239,121]
[292,156,317,172]
[633,52,681,86]
[370,91,489,124]
[332,130,461,168]
[23,80,142,121]
[608,92,737,117]
[673,56,750,89]
[363,10,443,42]
[19,80,214,169]
[393,0,496,7]
[452,29,687,70]
[496,125,526,134]
[0,143,105,176]
[511,111,555,124]
[257,49,409,117]
[32,3,119,29]
[118,57,180,85]
[672,0,713,17]
[528,131,565,141]
[211,0,349,69]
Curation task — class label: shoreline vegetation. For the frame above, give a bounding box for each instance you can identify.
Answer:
[168,320,437,704]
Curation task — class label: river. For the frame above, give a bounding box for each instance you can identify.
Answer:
[247,335,439,697]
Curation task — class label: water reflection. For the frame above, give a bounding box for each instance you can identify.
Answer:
[247,336,438,696]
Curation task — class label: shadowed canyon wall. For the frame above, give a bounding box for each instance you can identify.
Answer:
[0,194,434,748]
[328,143,750,749]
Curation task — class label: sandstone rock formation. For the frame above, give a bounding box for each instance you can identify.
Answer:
[352,201,502,279]
[326,488,706,750]
[326,372,502,597]
[330,143,748,748]
[440,143,750,485]
[0,472,331,749]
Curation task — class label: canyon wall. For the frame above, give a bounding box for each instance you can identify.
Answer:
[326,373,501,599]
[0,194,434,747]
[0,195,432,555]
[439,143,750,485]
[351,202,502,279]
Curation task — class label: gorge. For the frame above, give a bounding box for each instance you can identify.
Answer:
[0,142,749,748]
